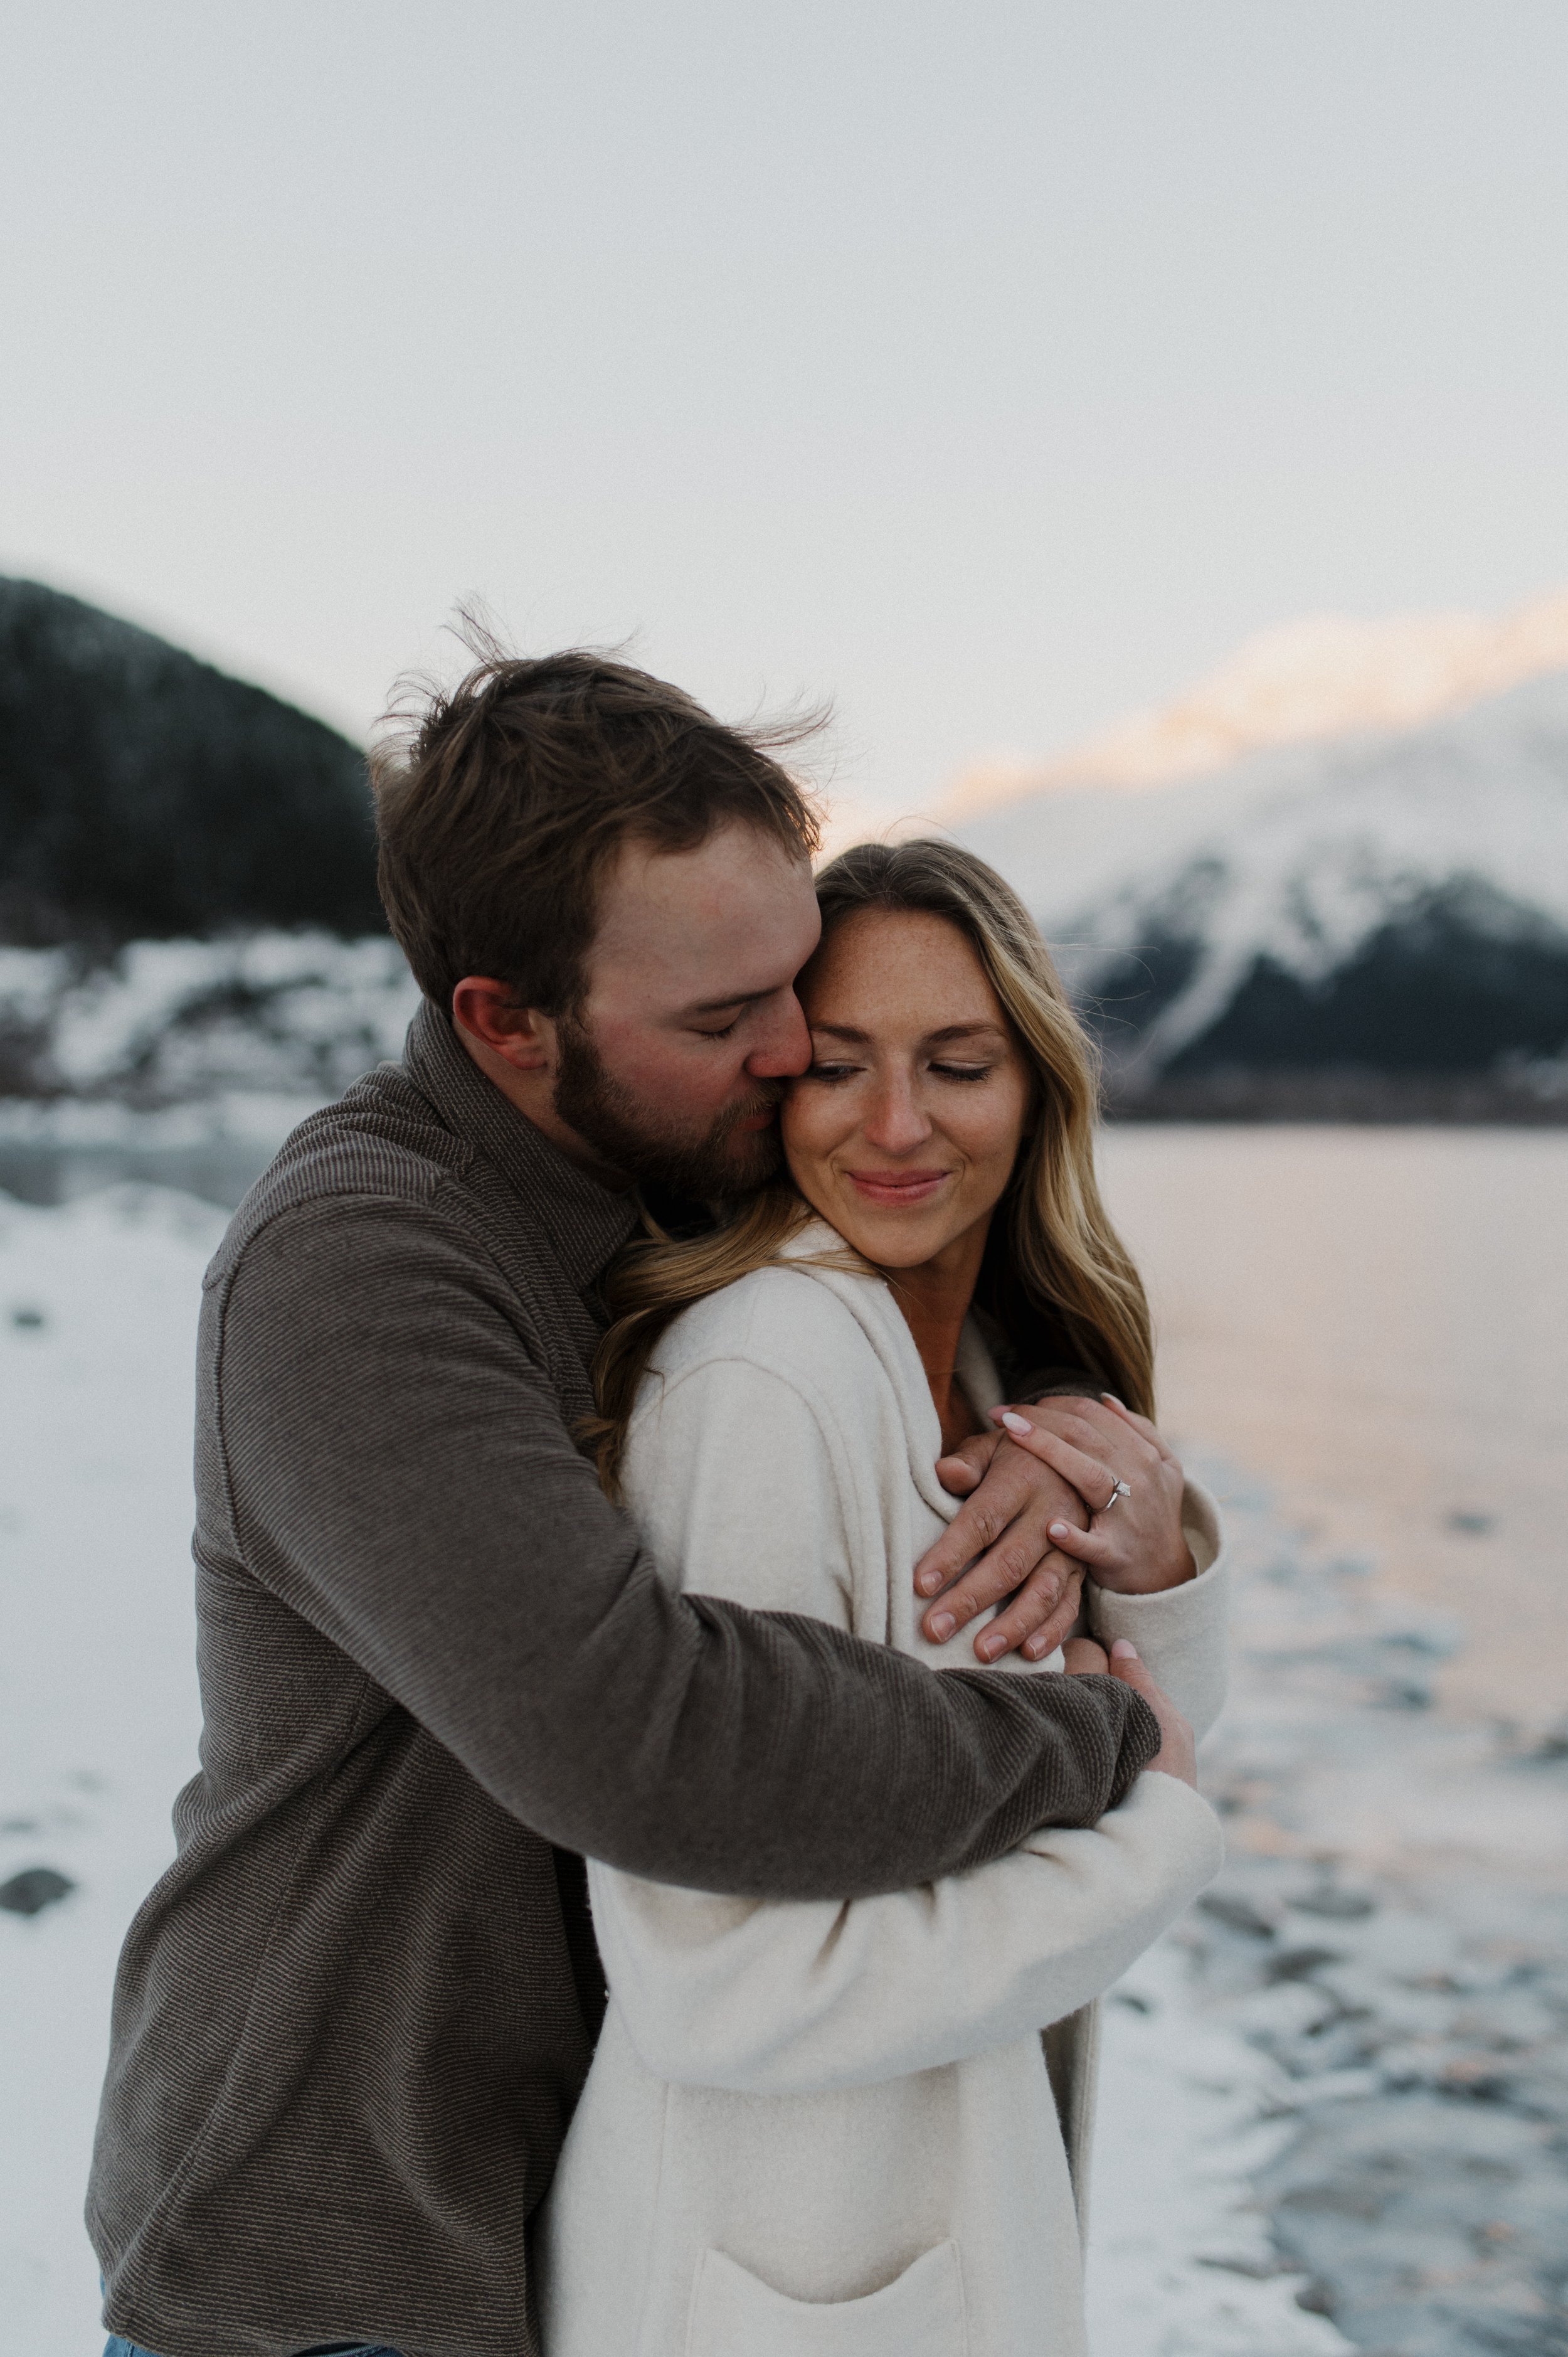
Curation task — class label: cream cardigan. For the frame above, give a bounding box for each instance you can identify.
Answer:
[536,1223,1229,2357]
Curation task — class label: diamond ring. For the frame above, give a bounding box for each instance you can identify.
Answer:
[1101,1478,1133,1513]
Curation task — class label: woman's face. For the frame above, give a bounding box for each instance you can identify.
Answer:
[782,907,1032,1271]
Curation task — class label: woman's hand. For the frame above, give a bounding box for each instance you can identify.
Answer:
[993,1395,1195,1597]
[1064,1636,1197,1788]
[917,1428,1091,1663]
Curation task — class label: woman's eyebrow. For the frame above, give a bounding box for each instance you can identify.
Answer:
[807,1020,1006,1045]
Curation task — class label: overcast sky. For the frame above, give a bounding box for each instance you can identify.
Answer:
[4,1,1567,807]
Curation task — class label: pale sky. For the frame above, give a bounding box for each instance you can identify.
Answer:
[4,0,1567,809]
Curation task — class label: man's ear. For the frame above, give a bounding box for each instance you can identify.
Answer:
[451,977,557,1074]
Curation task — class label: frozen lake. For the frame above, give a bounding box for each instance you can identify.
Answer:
[2,1124,1564,2353]
[1100,1124,1568,1738]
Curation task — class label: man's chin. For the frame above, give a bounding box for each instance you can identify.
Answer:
[633,1117,784,1203]
[559,1102,784,1203]
[714,1125,785,1194]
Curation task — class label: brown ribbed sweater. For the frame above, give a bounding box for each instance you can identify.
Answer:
[88,999,1158,2357]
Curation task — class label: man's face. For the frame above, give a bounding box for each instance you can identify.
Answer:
[553,822,822,1196]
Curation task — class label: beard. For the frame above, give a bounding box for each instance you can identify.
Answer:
[551,1013,785,1201]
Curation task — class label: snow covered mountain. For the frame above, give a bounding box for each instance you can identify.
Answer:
[943,590,1568,812]
[0,581,408,1134]
[952,669,1568,1112]
[4,580,1565,1129]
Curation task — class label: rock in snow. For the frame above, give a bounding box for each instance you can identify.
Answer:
[0,1866,76,1918]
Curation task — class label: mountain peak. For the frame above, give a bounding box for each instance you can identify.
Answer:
[942,589,1568,819]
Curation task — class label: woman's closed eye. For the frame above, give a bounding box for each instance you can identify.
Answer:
[805,1057,996,1083]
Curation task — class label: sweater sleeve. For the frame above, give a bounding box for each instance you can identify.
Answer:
[588,1349,1224,2096]
[208,1194,1158,1905]
[590,1776,1222,2095]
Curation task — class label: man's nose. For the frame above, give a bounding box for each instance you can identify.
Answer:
[744,993,812,1079]
[863,1074,931,1154]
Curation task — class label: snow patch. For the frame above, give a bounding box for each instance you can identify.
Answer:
[0,930,418,1107]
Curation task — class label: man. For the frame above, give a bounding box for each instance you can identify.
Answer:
[90,648,1158,2357]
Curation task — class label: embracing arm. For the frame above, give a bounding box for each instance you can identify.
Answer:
[206,1193,1160,1904]
[591,1773,1221,2094]
[586,1353,1222,2094]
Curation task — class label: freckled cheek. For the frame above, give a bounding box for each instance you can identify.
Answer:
[780,1099,852,1184]
[954,1109,1026,1198]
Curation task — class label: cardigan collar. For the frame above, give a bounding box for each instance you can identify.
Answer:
[402,998,640,1291]
[777,1215,1003,1525]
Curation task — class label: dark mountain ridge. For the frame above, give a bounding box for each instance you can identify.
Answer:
[0,578,383,949]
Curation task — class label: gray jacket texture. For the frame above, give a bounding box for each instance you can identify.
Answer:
[88,999,1158,2357]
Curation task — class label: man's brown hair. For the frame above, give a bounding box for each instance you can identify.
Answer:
[371,638,824,1014]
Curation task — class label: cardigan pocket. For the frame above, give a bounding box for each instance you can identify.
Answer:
[686,2239,968,2356]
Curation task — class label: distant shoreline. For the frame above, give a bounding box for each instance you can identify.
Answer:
[1106,1068,1568,1124]
[1,1079,1566,1223]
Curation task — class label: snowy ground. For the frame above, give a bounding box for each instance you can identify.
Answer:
[0,1187,221,2355]
[3,1184,1564,2354]
[1088,1454,1568,2357]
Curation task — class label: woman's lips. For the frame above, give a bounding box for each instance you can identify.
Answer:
[844,1168,951,1206]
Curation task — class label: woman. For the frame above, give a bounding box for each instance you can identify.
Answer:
[538,841,1229,2357]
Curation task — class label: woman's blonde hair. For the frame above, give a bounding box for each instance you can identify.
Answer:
[586,838,1155,1495]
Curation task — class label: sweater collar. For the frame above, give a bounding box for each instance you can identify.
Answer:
[402,998,639,1290]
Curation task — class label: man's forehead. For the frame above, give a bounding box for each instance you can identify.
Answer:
[594,826,817,966]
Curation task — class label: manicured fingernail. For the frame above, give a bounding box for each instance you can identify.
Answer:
[928,1612,955,1641]
[1101,1392,1126,1408]
[1000,1410,1031,1435]
[1049,1520,1073,1541]
[1111,1638,1138,1659]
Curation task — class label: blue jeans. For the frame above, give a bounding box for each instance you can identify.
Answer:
[106,2343,401,2356]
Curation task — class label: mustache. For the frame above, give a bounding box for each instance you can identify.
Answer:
[717,1080,786,1131]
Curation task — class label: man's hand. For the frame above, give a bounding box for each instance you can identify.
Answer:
[1064,1636,1197,1787]
[990,1395,1195,1597]
[914,1423,1091,1663]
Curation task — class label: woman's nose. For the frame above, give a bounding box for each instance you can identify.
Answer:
[863,1075,931,1154]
